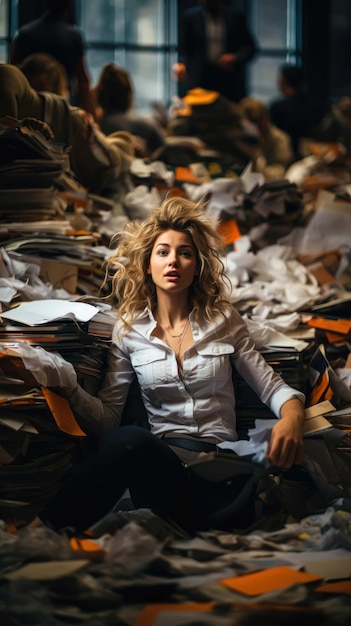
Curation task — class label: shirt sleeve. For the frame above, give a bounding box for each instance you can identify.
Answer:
[270,385,305,418]
[69,339,135,435]
[230,309,305,417]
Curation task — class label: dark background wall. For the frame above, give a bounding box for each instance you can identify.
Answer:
[301,0,330,100]
[329,0,351,99]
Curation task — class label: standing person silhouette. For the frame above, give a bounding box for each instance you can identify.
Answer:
[269,64,329,160]
[172,0,257,103]
[10,0,94,115]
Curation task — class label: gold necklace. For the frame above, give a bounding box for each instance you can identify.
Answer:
[160,318,190,358]
[163,319,190,340]
[164,318,190,345]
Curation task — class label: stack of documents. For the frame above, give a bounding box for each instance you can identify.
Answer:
[0,300,116,525]
[0,118,71,225]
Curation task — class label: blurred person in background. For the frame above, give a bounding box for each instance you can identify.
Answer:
[239,97,295,179]
[316,95,351,152]
[269,64,329,160]
[94,62,165,158]
[172,0,257,103]
[10,0,94,115]
[18,52,69,100]
[0,63,134,196]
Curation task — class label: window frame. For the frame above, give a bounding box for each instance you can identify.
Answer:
[2,0,304,108]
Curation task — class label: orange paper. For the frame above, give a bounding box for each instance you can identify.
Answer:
[309,369,334,406]
[307,317,351,335]
[316,580,351,595]
[217,218,241,245]
[133,603,214,626]
[324,330,351,343]
[69,537,102,553]
[221,566,322,596]
[174,167,198,183]
[42,387,86,437]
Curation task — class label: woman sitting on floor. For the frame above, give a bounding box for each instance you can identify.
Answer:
[21,196,306,534]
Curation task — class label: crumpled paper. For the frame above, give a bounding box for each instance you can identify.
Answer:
[19,342,77,393]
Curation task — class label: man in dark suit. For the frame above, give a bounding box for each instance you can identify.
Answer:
[172,0,257,103]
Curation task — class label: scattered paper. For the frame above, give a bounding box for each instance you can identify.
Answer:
[1,299,99,325]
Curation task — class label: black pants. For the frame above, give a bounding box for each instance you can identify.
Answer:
[41,425,255,533]
[41,426,196,532]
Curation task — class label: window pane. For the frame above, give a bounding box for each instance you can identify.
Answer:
[125,0,165,46]
[248,55,287,103]
[250,0,288,49]
[79,0,166,46]
[126,50,167,112]
[0,0,8,38]
[0,42,7,63]
[79,0,125,43]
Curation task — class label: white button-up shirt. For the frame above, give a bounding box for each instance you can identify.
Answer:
[70,307,305,438]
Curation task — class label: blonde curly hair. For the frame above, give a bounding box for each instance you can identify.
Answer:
[106,196,233,327]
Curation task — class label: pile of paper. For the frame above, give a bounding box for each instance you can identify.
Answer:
[0,300,116,524]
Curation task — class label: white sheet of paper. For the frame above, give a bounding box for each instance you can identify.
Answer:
[280,549,351,580]
[1,299,99,325]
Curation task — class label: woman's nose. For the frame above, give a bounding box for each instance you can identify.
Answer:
[168,252,178,265]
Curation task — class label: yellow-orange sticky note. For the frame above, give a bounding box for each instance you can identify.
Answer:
[42,387,86,437]
[221,566,322,596]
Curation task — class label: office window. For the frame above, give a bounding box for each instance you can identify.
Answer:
[252,0,288,49]
[3,1,302,109]
[248,0,302,103]
[76,0,178,114]
[76,0,302,110]
[0,0,8,63]
[78,0,123,44]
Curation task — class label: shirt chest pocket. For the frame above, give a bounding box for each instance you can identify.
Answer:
[130,348,169,388]
[196,342,235,380]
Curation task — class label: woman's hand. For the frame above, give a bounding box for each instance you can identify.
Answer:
[266,398,305,469]
[20,343,78,397]
[218,53,237,70]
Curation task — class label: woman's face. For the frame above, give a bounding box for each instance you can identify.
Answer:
[148,229,198,295]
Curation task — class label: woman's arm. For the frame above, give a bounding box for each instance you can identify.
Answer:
[19,339,134,436]
[229,310,305,468]
[68,341,135,435]
[267,397,305,469]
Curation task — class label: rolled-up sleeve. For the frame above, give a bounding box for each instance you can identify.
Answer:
[270,386,305,418]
